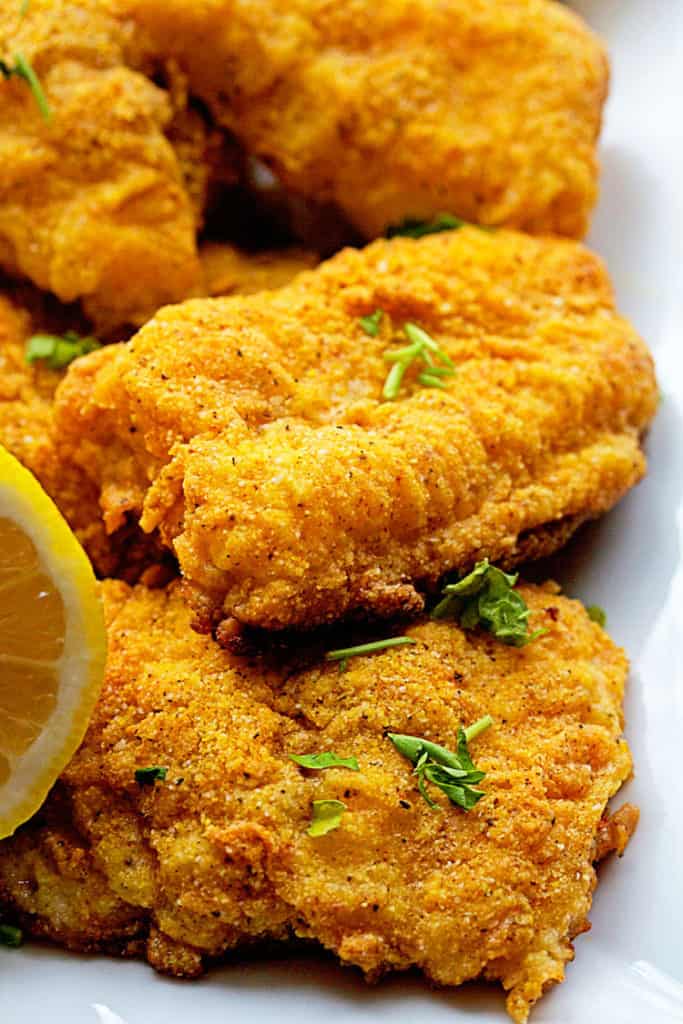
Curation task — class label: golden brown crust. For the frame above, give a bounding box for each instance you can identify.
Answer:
[54,229,658,633]
[0,245,320,579]
[498,515,591,570]
[0,286,171,579]
[0,285,115,569]
[594,803,639,861]
[0,0,202,331]
[0,0,607,325]
[0,581,635,1023]
[125,0,608,238]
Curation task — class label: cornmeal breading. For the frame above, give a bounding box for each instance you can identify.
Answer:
[0,580,637,1023]
[0,287,118,573]
[54,229,658,634]
[0,287,168,579]
[0,0,204,332]
[127,0,608,238]
[0,247,323,574]
[0,0,607,326]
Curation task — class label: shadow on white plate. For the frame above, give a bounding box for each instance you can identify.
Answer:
[525,392,683,660]
[90,954,683,1024]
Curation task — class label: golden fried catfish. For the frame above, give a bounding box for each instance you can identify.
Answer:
[0,241,319,577]
[0,1,203,331]
[127,0,608,238]
[0,0,607,325]
[54,229,658,634]
[0,580,637,1022]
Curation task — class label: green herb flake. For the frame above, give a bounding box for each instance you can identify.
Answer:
[417,371,448,388]
[20,0,30,15]
[388,716,492,811]
[0,50,51,121]
[307,799,346,837]
[359,309,383,337]
[381,321,455,400]
[586,604,607,627]
[290,752,360,772]
[431,558,546,647]
[386,213,466,239]
[135,765,168,785]
[25,331,100,370]
[325,635,417,666]
[0,924,23,948]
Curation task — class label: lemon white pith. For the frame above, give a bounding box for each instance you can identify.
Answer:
[0,445,105,839]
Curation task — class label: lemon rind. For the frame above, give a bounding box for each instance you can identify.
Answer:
[0,448,106,838]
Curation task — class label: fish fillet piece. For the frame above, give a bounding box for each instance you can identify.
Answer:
[0,0,606,326]
[124,0,608,238]
[0,580,637,1022]
[0,0,203,332]
[54,229,658,633]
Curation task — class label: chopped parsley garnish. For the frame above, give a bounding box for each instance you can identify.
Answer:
[307,799,346,837]
[359,309,383,336]
[386,213,466,239]
[326,635,417,669]
[20,0,30,15]
[388,716,492,811]
[586,604,607,627]
[25,331,100,370]
[290,752,360,772]
[0,923,23,947]
[431,559,546,647]
[134,766,167,785]
[0,51,51,121]
[382,322,455,400]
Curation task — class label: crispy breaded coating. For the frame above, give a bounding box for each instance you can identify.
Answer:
[0,247,314,576]
[0,0,201,332]
[200,243,319,297]
[0,286,118,572]
[127,0,608,239]
[0,581,637,1022]
[0,0,606,324]
[0,287,168,580]
[54,229,658,634]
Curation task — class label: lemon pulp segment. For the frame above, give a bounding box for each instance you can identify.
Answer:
[0,447,106,838]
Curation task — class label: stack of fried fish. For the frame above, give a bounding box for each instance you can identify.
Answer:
[0,2,658,1021]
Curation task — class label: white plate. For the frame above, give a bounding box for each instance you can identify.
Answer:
[2,2,683,1021]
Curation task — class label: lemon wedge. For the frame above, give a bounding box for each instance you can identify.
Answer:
[0,446,105,839]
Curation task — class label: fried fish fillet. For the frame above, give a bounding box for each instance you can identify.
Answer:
[0,0,205,332]
[0,247,316,575]
[53,229,658,635]
[0,580,637,1022]
[0,0,606,326]
[128,0,608,238]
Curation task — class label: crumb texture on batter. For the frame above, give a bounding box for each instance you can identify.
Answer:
[54,229,658,632]
[0,286,174,581]
[0,581,635,1022]
[0,0,607,326]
